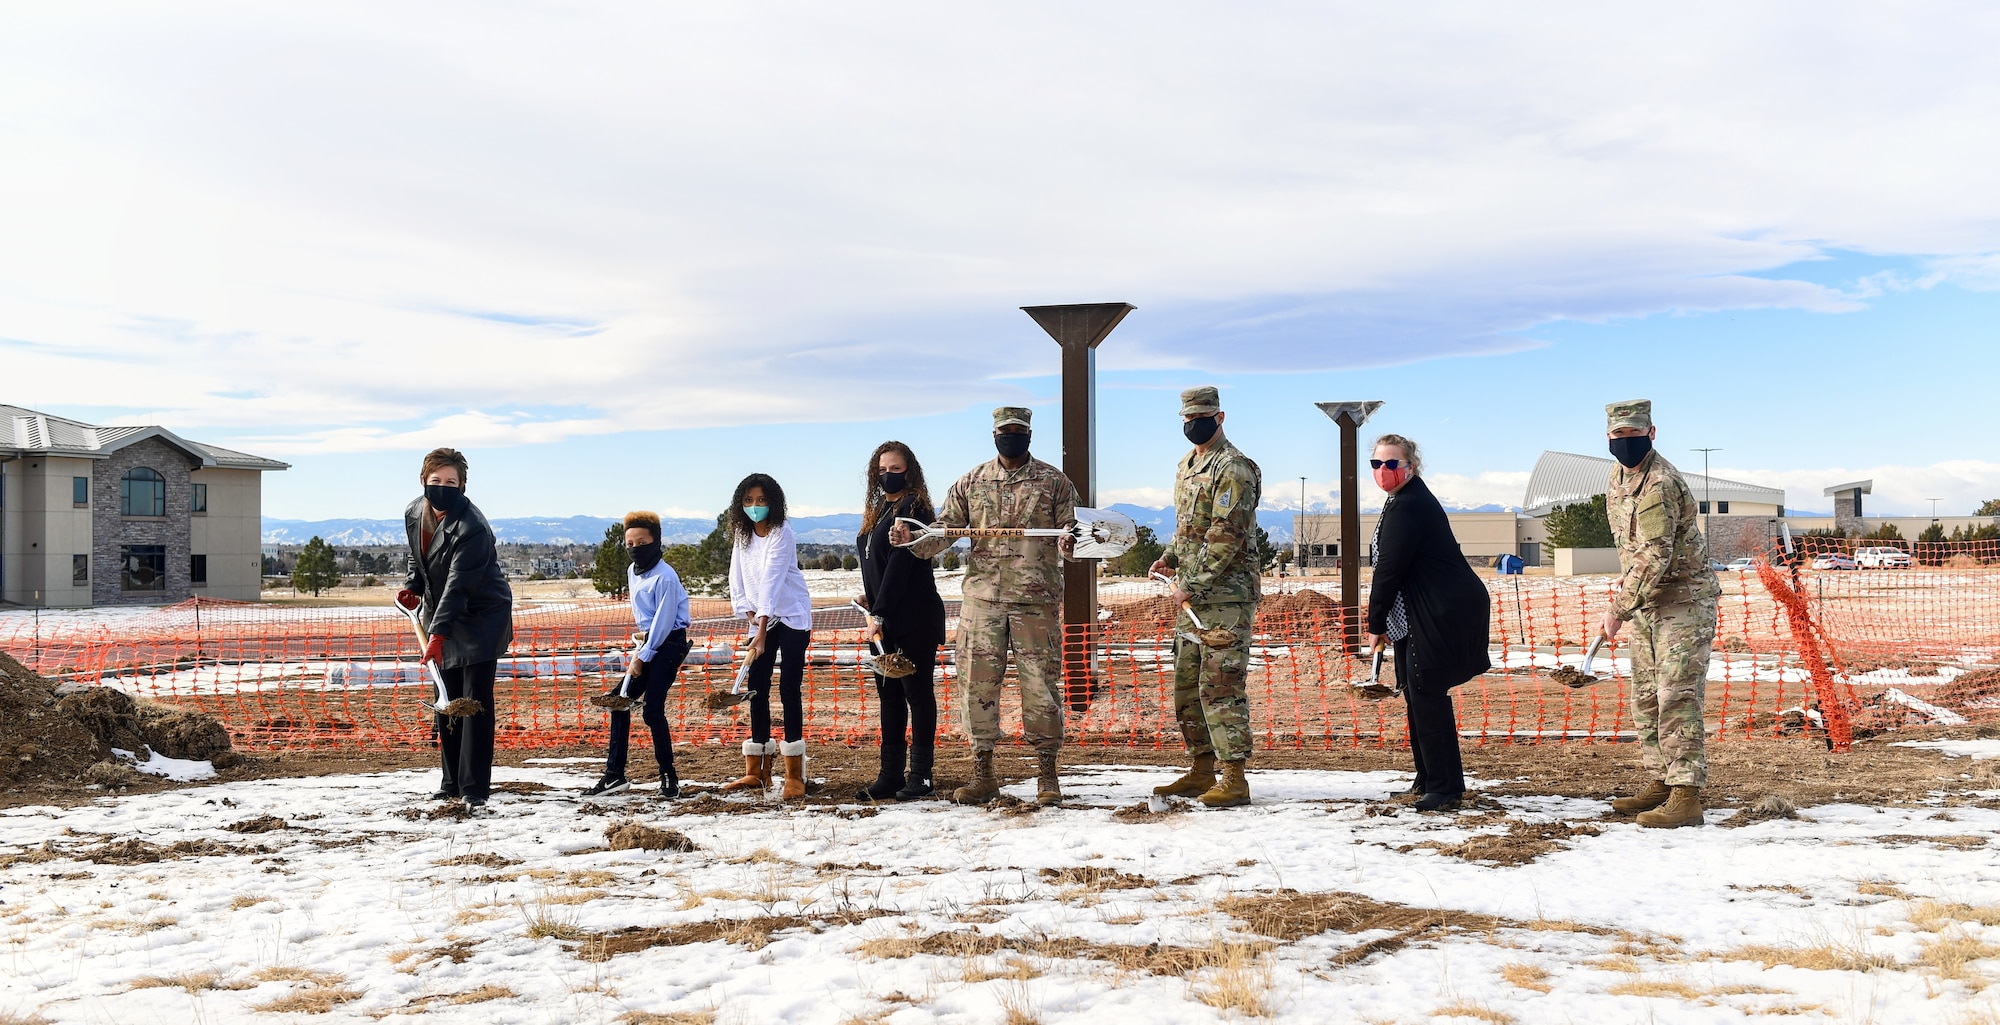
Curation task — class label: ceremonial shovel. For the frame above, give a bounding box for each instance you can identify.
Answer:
[1150,573,1239,648]
[1352,646,1399,701]
[849,601,916,679]
[702,639,758,712]
[1551,634,1607,689]
[394,596,482,718]
[588,631,648,712]
[891,506,1141,559]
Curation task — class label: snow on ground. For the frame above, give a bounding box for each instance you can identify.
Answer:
[7,766,2000,1024]
[1893,739,2000,761]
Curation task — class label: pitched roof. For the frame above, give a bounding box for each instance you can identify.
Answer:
[1523,450,1783,517]
[0,404,289,470]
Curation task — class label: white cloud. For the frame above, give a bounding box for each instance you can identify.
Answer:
[1716,461,2000,517]
[4,4,2000,453]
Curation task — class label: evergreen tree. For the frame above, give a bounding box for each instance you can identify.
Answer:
[1918,523,1948,544]
[291,536,341,596]
[1251,525,1279,571]
[1544,495,1615,549]
[591,522,631,597]
[1979,498,2000,517]
[1863,522,1905,542]
[940,549,961,571]
[842,553,859,570]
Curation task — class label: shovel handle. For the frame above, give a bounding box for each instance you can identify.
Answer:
[1150,572,1206,631]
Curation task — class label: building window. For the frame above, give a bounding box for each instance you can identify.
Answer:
[1717,501,1729,514]
[73,554,88,585]
[121,545,167,591]
[1698,501,1708,514]
[73,476,89,505]
[190,483,208,513]
[191,554,208,585]
[121,467,165,517]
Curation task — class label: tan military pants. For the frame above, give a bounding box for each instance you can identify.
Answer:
[1628,598,1717,787]
[956,597,1064,753]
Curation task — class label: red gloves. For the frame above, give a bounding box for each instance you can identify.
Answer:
[421,634,446,665]
[396,589,421,611]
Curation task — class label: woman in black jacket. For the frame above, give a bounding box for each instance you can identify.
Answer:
[398,447,514,813]
[1364,434,1491,811]
[854,441,948,800]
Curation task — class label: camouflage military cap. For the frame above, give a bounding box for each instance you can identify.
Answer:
[1606,399,1653,432]
[1180,386,1221,416]
[992,406,1033,430]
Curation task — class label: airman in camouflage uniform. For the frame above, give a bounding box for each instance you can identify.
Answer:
[1149,386,1263,808]
[901,407,1079,806]
[1599,399,1722,828]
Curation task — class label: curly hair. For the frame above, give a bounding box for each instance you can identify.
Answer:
[623,510,662,543]
[1372,433,1422,476]
[859,440,934,534]
[727,473,788,546]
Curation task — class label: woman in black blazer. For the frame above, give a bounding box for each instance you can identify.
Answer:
[1364,434,1492,811]
[855,441,948,800]
[399,447,514,813]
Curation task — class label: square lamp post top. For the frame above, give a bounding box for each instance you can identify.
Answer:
[1315,401,1384,428]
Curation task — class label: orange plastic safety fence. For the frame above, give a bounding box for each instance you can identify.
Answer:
[3,549,1993,754]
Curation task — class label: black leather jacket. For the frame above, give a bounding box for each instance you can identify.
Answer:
[403,496,514,668]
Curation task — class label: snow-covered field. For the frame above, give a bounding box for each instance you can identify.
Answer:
[7,748,2000,1024]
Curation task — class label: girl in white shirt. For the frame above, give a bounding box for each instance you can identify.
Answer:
[723,473,815,799]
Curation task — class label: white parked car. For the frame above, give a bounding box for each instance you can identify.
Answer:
[1724,557,1758,572]
[1853,546,1912,569]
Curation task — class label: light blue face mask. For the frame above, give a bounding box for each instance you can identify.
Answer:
[743,504,770,523]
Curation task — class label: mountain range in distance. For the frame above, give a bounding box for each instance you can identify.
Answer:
[261,501,1516,547]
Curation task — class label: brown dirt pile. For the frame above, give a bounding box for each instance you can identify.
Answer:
[1255,589,1348,630]
[604,819,699,852]
[0,651,239,795]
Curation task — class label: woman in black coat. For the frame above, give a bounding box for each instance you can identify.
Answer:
[854,441,948,800]
[1364,434,1492,811]
[399,447,514,813]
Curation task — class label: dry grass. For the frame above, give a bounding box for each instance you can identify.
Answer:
[230,894,271,910]
[521,890,589,940]
[0,1012,52,1025]
[1913,902,2000,931]
[1607,979,1706,1000]
[127,970,255,993]
[1918,930,2000,984]
[1191,941,1275,1018]
[1498,963,1551,993]
[962,957,1042,984]
[619,1012,716,1025]
[1855,881,1911,899]
[995,979,1042,1025]
[1714,941,1894,972]
[1431,1000,1515,1024]
[405,984,517,1008]
[251,986,363,1013]
[251,966,346,986]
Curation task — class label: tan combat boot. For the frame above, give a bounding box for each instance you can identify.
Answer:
[1153,754,1217,798]
[720,740,768,793]
[1610,780,1670,815]
[1199,759,1251,808]
[779,741,807,801]
[1637,785,1704,828]
[1036,750,1062,807]
[953,750,1001,805]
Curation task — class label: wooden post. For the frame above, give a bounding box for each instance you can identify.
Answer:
[1315,401,1383,654]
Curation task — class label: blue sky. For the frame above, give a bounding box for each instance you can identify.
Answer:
[4,4,1997,521]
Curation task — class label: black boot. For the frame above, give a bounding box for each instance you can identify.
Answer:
[858,744,906,801]
[896,746,935,800]
[656,760,680,801]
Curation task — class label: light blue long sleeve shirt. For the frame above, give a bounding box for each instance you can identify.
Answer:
[628,561,691,662]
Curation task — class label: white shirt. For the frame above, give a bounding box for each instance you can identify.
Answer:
[729,522,813,631]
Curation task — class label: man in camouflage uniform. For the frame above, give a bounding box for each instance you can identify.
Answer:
[1149,386,1263,808]
[1600,399,1722,828]
[896,407,1080,806]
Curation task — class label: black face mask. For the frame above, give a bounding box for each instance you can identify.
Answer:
[424,483,466,515]
[1183,415,1219,446]
[1609,435,1653,469]
[880,471,908,494]
[994,432,1031,460]
[628,540,662,574]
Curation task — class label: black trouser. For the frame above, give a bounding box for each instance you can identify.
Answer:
[438,659,497,801]
[605,629,689,780]
[874,638,937,752]
[1395,638,1465,797]
[747,622,810,744]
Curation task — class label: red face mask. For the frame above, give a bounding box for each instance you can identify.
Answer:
[1374,466,1411,492]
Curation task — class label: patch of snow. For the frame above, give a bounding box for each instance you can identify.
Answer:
[110,746,216,781]
[1892,739,2000,760]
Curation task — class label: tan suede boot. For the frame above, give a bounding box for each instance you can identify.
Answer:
[1035,750,1062,807]
[1611,780,1670,815]
[720,740,770,793]
[1153,753,1217,798]
[1637,785,1704,828]
[952,750,1000,805]
[1199,759,1251,808]
[780,741,807,801]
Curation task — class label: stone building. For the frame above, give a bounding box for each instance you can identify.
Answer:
[0,405,288,607]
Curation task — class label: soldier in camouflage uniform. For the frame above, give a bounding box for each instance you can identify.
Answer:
[895,407,1080,806]
[1148,386,1263,808]
[1599,399,1722,828]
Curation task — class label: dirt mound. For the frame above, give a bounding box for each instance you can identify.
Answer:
[0,650,239,794]
[225,814,290,833]
[1256,589,1348,630]
[1938,668,2000,709]
[604,819,699,852]
[1100,594,1182,627]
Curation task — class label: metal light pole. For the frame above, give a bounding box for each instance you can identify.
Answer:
[1297,476,1307,574]
[1692,447,1721,534]
[1928,498,1942,521]
[1316,401,1383,654]
[1022,302,1134,708]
